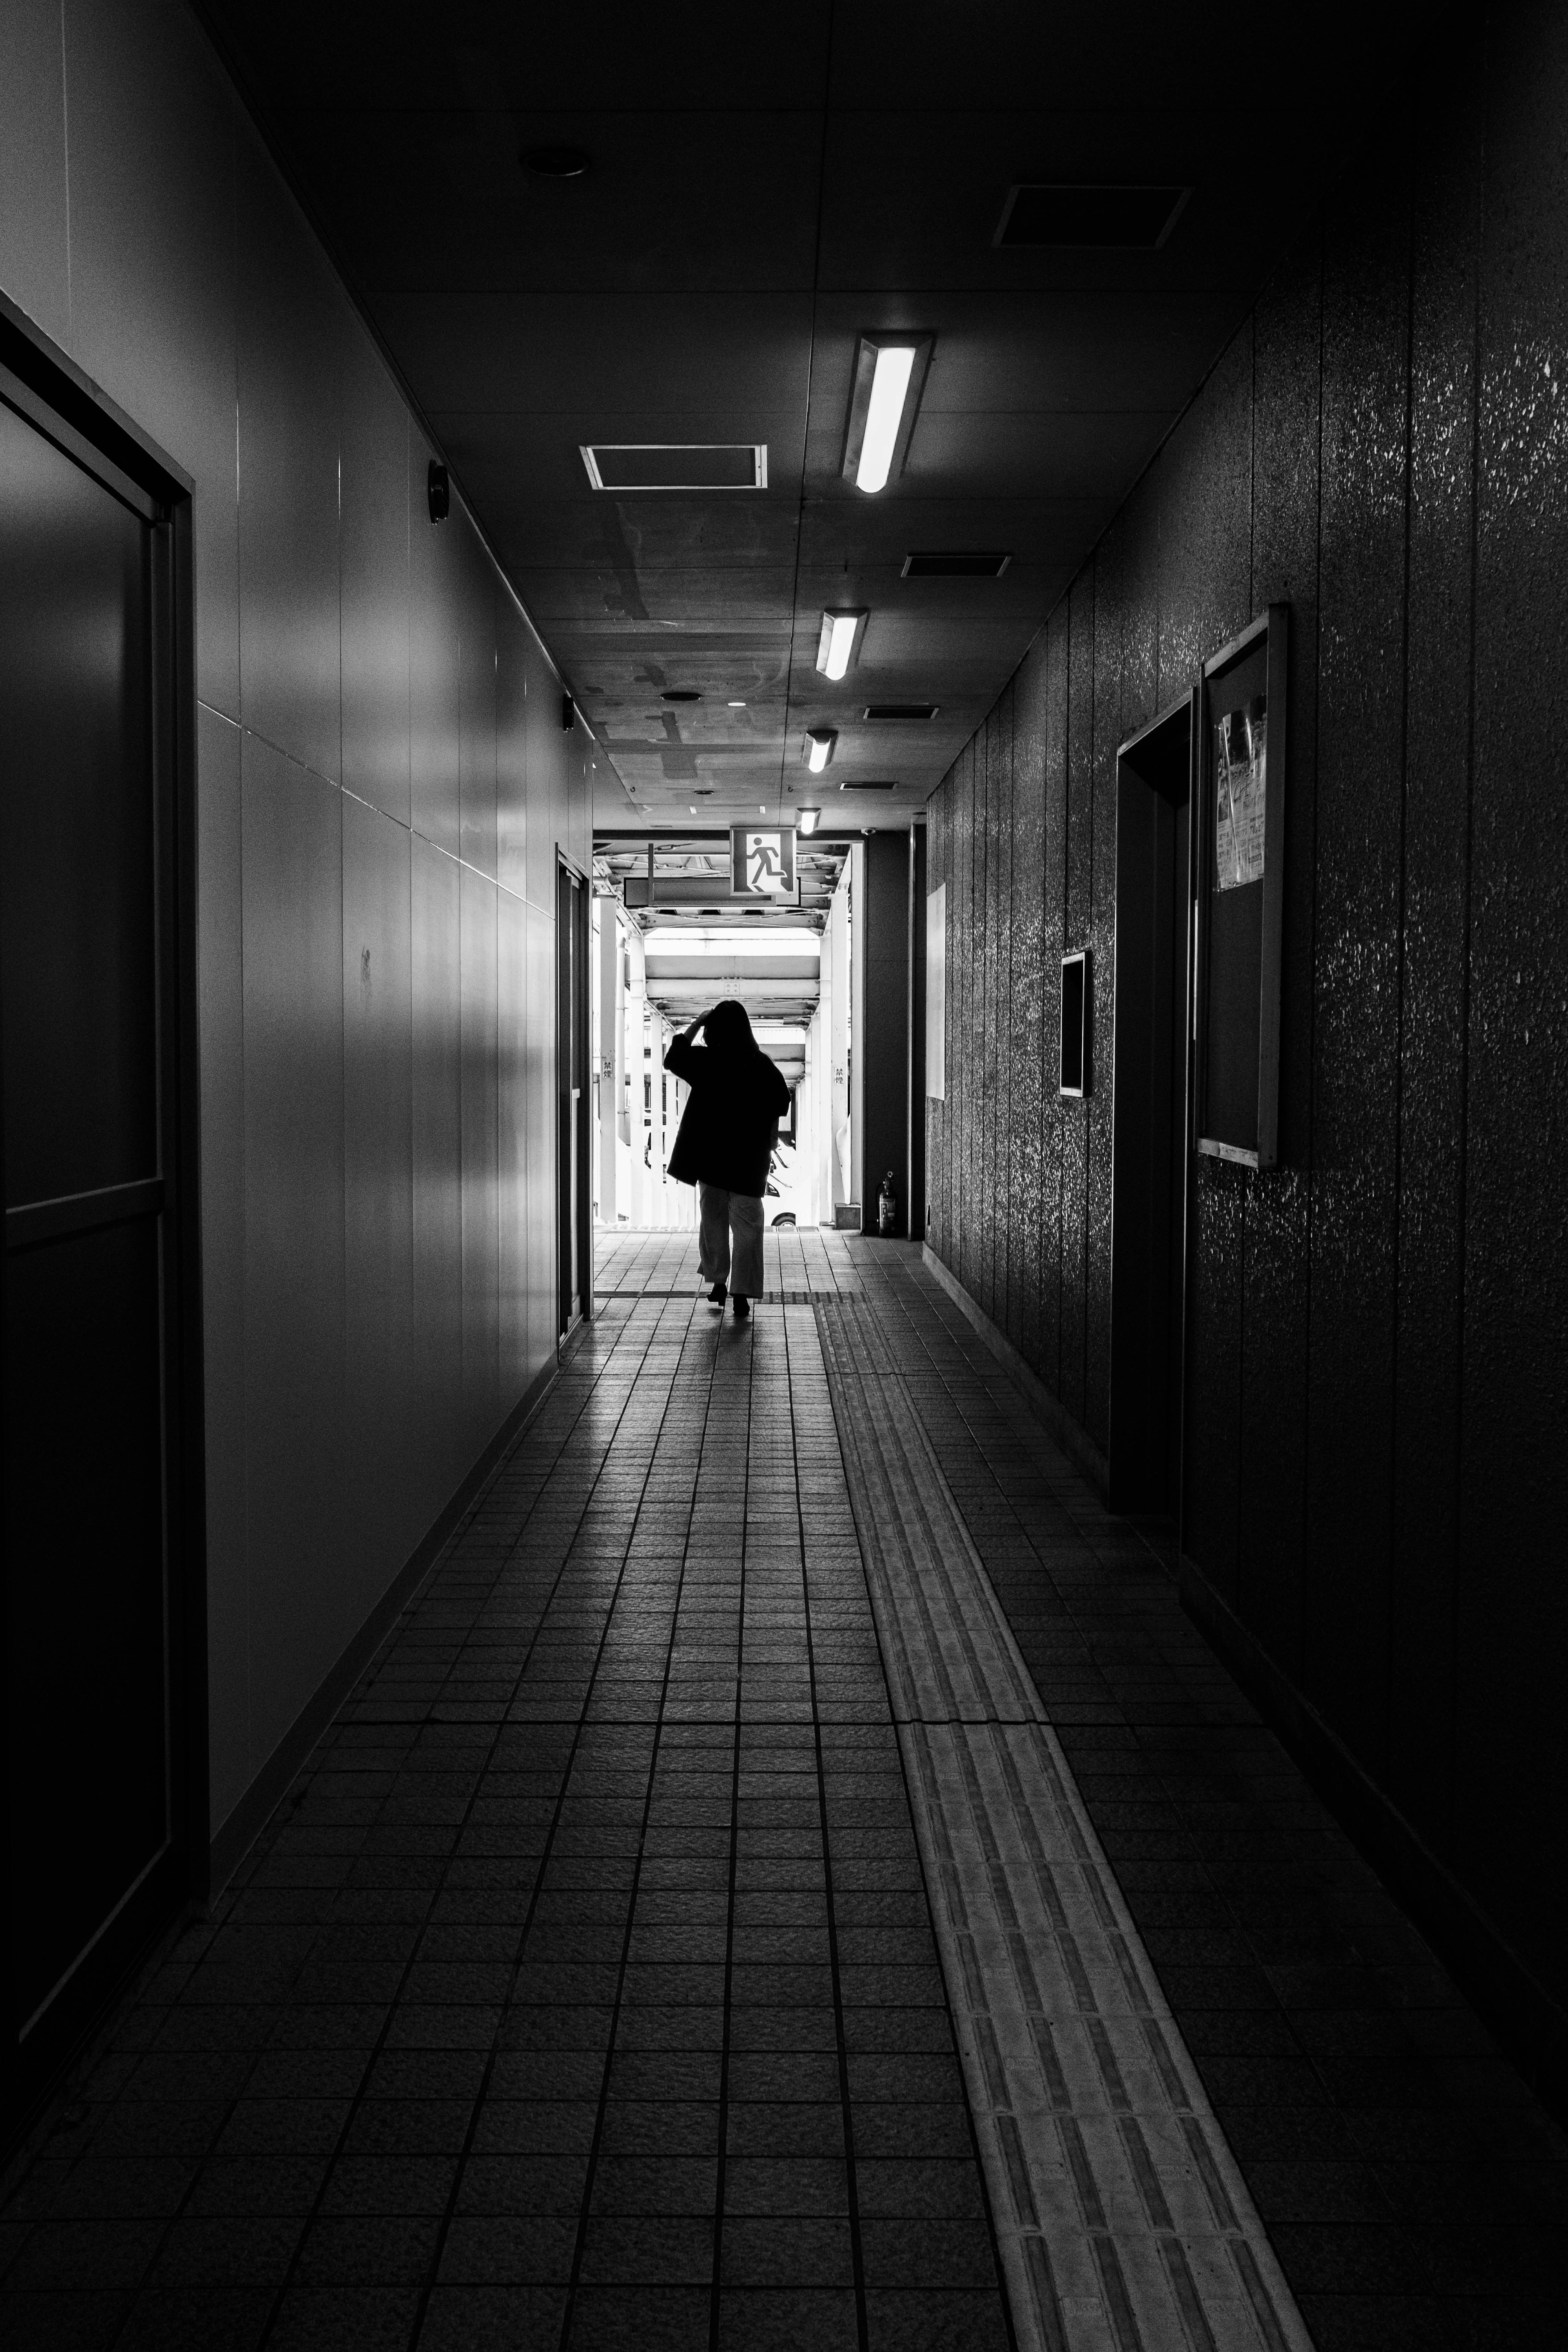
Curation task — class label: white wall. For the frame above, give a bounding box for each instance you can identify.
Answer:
[0,0,592,1846]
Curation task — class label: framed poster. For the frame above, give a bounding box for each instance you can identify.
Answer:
[1194,603,1287,1167]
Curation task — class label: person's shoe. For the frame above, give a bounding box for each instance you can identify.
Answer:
[708,1281,726,1305]
[733,1295,750,1320]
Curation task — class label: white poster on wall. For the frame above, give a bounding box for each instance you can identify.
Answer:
[926,884,946,1100]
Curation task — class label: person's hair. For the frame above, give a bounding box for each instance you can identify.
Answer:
[704,999,755,1054]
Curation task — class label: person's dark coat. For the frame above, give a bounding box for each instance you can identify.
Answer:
[665,1004,791,1198]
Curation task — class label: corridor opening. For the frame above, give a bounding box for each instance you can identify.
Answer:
[587,833,859,1245]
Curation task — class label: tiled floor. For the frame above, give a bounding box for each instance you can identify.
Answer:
[2,1236,1563,2352]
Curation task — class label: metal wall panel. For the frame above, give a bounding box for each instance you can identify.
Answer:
[410,835,464,1529]
[460,866,500,1449]
[1457,0,1568,1975]
[340,320,411,827]
[1237,236,1321,1679]
[1039,612,1069,1393]
[497,891,531,1399]
[459,541,499,880]
[0,0,595,1886]
[235,122,342,788]
[195,709,247,1829]
[1060,575,1095,1426]
[0,0,69,351]
[343,792,416,1614]
[1010,650,1046,1368]
[1085,528,1121,1453]
[410,430,462,857]
[239,735,346,1760]
[67,0,241,716]
[1303,173,1412,1775]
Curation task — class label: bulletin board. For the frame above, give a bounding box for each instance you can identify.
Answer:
[1195,604,1287,1168]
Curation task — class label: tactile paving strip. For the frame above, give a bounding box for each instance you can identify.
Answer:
[815,1294,1314,2352]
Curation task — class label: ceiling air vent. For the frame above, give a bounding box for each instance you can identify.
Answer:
[837,780,909,792]
[863,703,938,722]
[995,184,1190,250]
[902,552,1011,579]
[580,444,767,491]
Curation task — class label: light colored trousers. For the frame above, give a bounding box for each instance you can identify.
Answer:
[698,1184,764,1296]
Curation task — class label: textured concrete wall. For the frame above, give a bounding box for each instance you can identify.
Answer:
[0,0,593,1842]
[926,6,1568,2019]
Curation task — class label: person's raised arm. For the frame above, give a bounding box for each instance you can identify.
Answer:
[665,1008,715,1078]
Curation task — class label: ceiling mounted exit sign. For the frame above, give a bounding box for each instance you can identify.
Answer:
[731,826,796,897]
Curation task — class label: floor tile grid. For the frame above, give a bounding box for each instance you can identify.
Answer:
[253,1296,708,2352]
[775,1301,872,2351]
[855,1252,1568,2351]
[548,1301,729,2349]
[0,1309,662,2343]
[812,1283,1314,2352]
[0,1326,639,2295]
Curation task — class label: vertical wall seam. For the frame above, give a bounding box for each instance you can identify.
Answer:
[1387,148,1419,1757]
[1450,42,1487,1852]
[58,0,72,341]
[1299,216,1327,1650]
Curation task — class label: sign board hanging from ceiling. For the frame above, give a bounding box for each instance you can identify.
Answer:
[730,826,796,897]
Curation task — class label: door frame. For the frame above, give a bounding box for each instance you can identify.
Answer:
[556,851,592,1341]
[1107,687,1198,1523]
[0,297,207,2147]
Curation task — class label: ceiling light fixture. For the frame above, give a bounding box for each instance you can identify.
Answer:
[842,332,933,495]
[804,729,836,774]
[816,610,867,681]
[798,807,821,835]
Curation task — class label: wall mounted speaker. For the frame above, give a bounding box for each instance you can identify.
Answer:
[427,461,449,523]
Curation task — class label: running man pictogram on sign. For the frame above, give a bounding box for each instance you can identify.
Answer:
[730,826,796,896]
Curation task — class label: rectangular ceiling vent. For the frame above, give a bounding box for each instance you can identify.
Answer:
[580,443,767,491]
[837,779,909,791]
[863,703,938,722]
[995,184,1190,250]
[902,552,1011,579]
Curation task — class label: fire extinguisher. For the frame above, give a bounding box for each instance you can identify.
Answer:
[878,1171,898,1235]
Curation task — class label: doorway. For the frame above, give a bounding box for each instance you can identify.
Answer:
[1,347,200,2142]
[557,862,590,1335]
[1108,692,1196,1518]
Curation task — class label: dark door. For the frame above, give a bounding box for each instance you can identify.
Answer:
[557,865,589,1334]
[1,366,196,2140]
[1108,693,1196,1518]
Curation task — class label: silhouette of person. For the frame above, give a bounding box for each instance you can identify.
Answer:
[665,999,791,1319]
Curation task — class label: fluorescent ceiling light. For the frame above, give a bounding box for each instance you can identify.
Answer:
[798,807,821,835]
[859,347,914,492]
[816,610,867,681]
[842,333,933,495]
[804,729,836,774]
